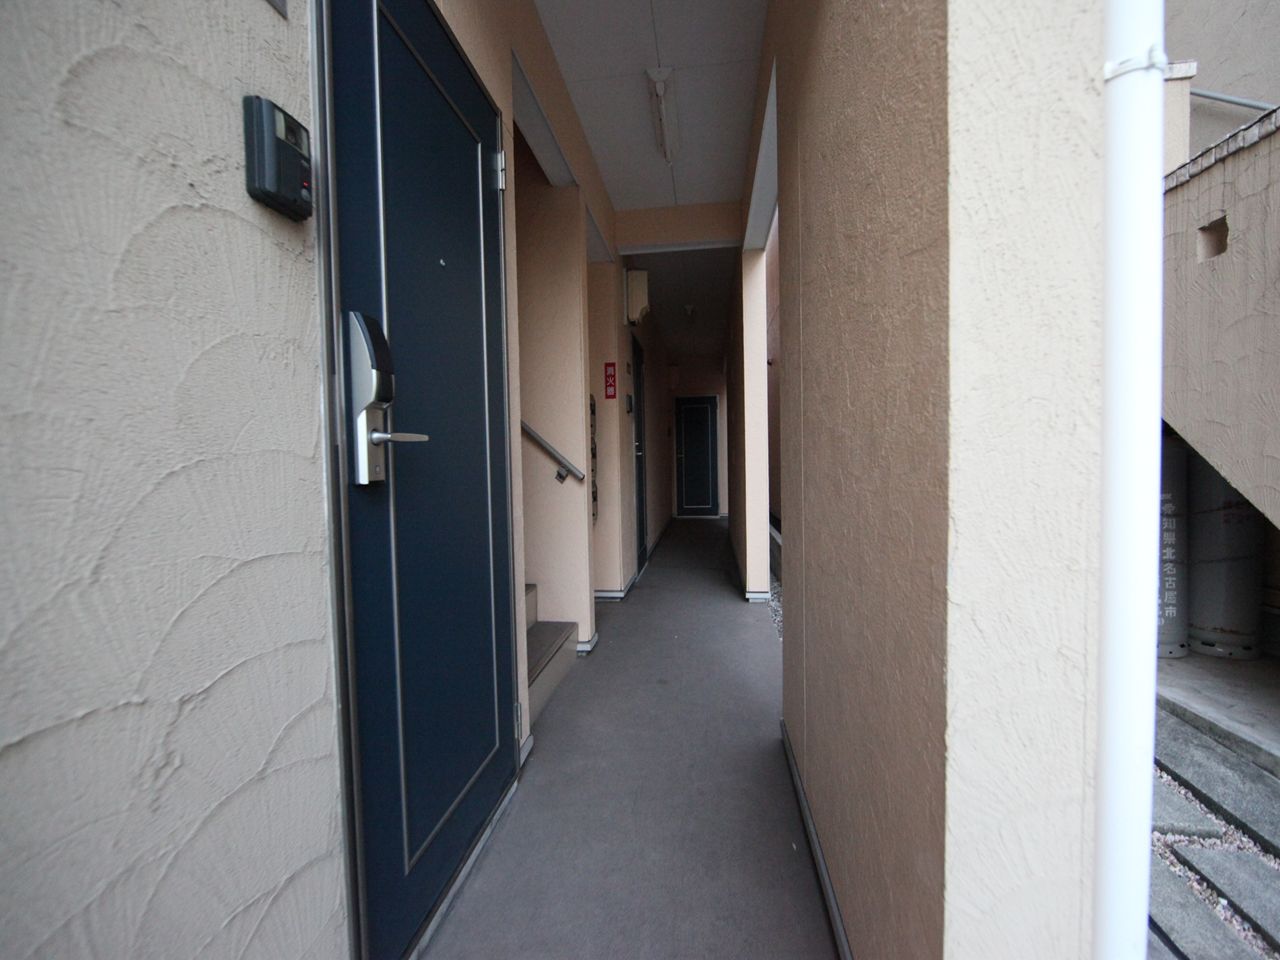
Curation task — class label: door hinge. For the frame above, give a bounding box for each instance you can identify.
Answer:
[514,700,522,737]
[495,149,507,191]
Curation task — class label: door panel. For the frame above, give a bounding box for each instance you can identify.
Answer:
[633,336,647,568]
[676,396,719,516]
[331,1,515,957]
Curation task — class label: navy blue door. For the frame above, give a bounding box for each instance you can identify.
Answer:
[676,396,719,516]
[330,2,515,957]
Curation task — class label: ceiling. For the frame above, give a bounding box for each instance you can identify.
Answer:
[628,247,739,358]
[533,0,768,211]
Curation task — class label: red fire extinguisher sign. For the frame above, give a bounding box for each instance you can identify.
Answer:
[604,361,617,399]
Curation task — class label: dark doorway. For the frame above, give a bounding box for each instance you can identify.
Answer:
[676,396,719,517]
[329,1,516,957]
[633,335,648,570]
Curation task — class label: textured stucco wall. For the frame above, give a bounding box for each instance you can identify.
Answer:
[1167,0,1280,156]
[765,214,782,523]
[631,317,674,552]
[759,0,950,954]
[515,135,595,642]
[1164,125,1280,526]
[946,0,1103,954]
[0,1,348,957]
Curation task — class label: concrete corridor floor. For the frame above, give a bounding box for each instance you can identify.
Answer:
[425,519,838,960]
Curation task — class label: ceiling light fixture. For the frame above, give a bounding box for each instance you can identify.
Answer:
[646,67,679,165]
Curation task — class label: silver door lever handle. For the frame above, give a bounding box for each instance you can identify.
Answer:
[370,431,430,445]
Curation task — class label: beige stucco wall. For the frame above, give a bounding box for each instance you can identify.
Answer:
[588,262,630,593]
[1164,122,1280,526]
[754,1,950,955]
[728,249,770,595]
[1167,0,1280,155]
[0,1,349,956]
[616,203,742,254]
[515,136,595,644]
[946,0,1102,953]
[745,0,1105,955]
[765,214,782,524]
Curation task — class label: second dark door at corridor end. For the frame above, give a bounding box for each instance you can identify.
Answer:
[676,396,719,517]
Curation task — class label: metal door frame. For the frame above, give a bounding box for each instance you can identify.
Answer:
[675,395,720,516]
[309,1,519,956]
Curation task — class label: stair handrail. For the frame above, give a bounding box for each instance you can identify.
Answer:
[521,421,586,484]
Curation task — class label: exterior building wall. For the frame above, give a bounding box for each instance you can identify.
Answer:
[1164,116,1280,527]
[1167,0,1280,156]
[631,317,675,553]
[752,1,950,955]
[616,203,742,253]
[0,1,349,956]
[945,0,1103,953]
[515,136,595,644]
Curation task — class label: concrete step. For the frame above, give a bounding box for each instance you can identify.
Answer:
[1148,852,1258,960]
[1174,846,1280,952]
[1156,708,1280,857]
[527,620,574,684]
[1152,775,1224,838]
[1147,928,1179,960]
[525,583,537,632]
[527,619,576,725]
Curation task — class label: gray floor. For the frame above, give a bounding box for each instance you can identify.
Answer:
[1159,654,1280,780]
[425,519,837,960]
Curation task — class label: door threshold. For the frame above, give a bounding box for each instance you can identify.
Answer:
[407,778,519,959]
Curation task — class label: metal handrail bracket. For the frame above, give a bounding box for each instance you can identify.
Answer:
[521,421,586,484]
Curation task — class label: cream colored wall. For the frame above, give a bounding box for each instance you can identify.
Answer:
[588,262,630,593]
[1168,0,1280,156]
[1164,124,1280,527]
[946,0,1102,953]
[765,214,782,523]
[616,203,742,253]
[1165,67,1194,174]
[745,0,1104,955]
[750,5,950,955]
[729,249,770,594]
[0,1,348,956]
[672,359,730,514]
[515,136,595,644]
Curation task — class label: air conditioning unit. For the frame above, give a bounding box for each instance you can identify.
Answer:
[626,269,650,325]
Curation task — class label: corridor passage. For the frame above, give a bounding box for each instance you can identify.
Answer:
[426,519,837,959]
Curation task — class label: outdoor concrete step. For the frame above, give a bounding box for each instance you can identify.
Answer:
[1147,928,1178,960]
[525,583,537,632]
[527,620,574,684]
[1174,845,1280,952]
[1153,775,1224,838]
[1148,852,1257,960]
[1156,708,1280,857]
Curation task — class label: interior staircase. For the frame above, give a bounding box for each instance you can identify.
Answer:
[525,583,577,724]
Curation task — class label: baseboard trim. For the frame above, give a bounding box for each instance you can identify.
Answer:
[519,734,534,767]
[577,631,599,655]
[781,720,854,960]
[594,589,626,601]
[744,591,770,603]
[408,777,519,959]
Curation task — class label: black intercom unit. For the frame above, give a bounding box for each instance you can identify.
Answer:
[243,95,313,221]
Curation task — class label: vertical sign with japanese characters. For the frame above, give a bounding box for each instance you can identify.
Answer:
[604,361,617,399]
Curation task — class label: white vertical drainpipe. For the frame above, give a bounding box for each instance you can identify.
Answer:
[1095,1,1166,958]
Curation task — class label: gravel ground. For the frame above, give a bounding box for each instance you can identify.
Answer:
[1152,766,1280,958]
[769,575,783,641]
